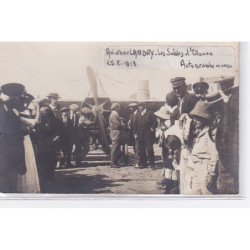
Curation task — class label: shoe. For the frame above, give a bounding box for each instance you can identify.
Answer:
[110,165,120,168]
[135,164,140,168]
[75,161,83,167]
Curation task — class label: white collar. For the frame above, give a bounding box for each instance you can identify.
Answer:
[198,126,210,138]
[141,109,146,116]
[165,104,177,114]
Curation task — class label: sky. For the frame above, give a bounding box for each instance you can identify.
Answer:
[0,42,238,101]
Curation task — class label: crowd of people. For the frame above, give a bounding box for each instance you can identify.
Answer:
[0,75,239,195]
[109,76,239,195]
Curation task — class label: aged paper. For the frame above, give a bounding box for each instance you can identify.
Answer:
[0,42,239,195]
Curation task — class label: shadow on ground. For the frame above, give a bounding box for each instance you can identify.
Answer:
[45,169,127,194]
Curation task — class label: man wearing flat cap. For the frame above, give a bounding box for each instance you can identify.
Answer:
[0,83,27,192]
[109,103,124,168]
[171,77,199,118]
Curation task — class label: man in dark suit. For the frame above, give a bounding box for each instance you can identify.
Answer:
[47,92,61,117]
[59,107,73,168]
[132,101,157,169]
[0,83,27,193]
[171,77,199,118]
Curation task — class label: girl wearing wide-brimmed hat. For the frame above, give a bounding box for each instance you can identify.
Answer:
[184,101,219,195]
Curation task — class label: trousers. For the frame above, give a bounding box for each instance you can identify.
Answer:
[183,159,214,195]
[135,136,155,167]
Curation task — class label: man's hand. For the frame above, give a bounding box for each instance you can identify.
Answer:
[206,172,217,193]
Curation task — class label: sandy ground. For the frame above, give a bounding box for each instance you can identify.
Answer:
[46,145,166,194]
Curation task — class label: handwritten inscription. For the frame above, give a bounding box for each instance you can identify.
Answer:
[103,46,234,70]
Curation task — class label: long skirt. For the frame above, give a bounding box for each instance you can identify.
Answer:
[17,135,41,193]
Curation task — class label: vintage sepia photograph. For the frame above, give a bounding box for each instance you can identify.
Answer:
[0,42,239,196]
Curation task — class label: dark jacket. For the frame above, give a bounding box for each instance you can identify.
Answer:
[132,109,157,141]
[178,92,199,117]
[0,101,26,174]
[33,112,61,155]
[59,116,74,143]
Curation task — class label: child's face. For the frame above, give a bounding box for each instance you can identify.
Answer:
[164,120,171,128]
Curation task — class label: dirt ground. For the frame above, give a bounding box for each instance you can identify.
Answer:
[46,145,166,194]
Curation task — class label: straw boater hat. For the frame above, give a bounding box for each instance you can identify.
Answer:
[189,101,212,120]
[81,107,92,114]
[69,103,79,110]
[111,103,120,110]
[128,103,138,108]
[154,106,171,120]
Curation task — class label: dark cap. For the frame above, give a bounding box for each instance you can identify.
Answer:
[1,83,25,96]
[192,81,209,93]
[171,77,186,88]
[23,93,35,101]
[39,99,51,107]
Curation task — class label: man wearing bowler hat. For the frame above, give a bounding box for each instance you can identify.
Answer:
[0,83,27,192]
[171,77,199,118]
